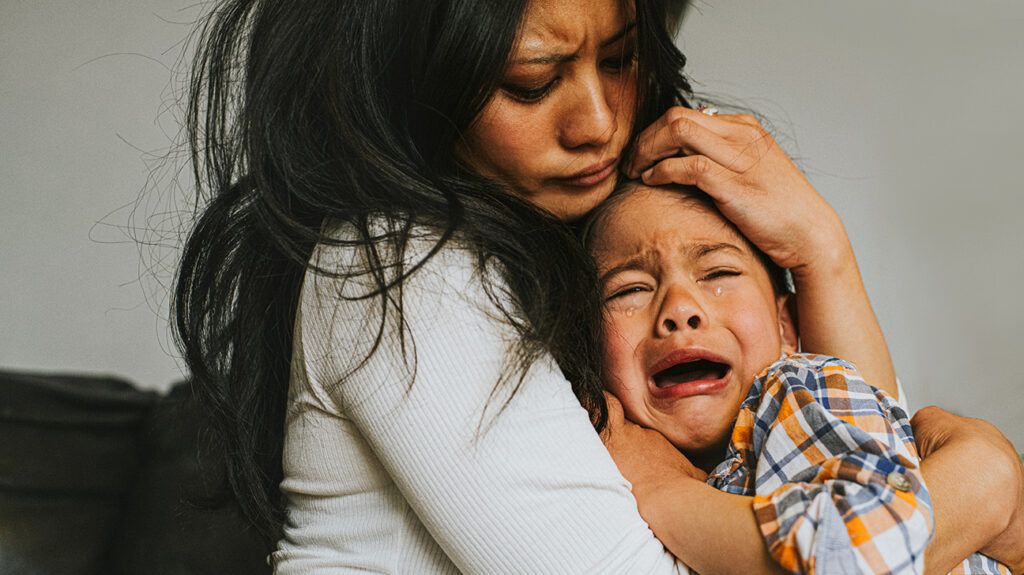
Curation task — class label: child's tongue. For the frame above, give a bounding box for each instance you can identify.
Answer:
[654,359,728,388]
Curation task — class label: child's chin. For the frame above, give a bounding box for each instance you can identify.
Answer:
[666,414,732,456]
[671,429,728,454]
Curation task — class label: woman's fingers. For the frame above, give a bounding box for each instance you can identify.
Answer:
[600,392,625,443]
[603,391,623,412]
[635,118,749,177]
[640,154,736,194]
[627,107,764,178]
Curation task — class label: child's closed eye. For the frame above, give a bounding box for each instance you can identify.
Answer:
[607,285,649,301]
[701,269,741,281]
[603,284,655,311]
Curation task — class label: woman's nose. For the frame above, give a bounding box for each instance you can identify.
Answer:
[656,285,706,338]
[558,77,617,150]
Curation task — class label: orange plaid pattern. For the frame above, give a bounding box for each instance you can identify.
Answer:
[707,354,1007,574]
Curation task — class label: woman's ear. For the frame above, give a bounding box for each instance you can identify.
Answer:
[776,294,799,354]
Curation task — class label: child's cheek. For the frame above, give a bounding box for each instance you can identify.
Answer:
[725,297,782,363]
[600,318,644,398]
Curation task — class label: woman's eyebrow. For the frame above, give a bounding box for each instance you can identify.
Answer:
[511,22,637,65]
[601,22,637,48]
[513,52,578,66]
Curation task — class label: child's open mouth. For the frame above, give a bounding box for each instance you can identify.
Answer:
[653,359,730,388]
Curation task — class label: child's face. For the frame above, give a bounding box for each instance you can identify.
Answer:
[591,186,796,456]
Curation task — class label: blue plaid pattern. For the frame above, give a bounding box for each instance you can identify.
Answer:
[705,354,1007,574]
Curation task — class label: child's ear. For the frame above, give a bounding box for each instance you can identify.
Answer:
[776,294,799,354]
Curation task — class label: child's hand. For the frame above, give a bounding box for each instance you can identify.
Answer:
[626,106,849,275]
[600,392,707,520]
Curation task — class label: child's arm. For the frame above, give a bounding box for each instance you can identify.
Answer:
[734,356,931,573]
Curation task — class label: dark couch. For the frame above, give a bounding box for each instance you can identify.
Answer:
[0,370,272,575]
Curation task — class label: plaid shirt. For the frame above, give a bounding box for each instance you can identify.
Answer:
[706,354,1007,575]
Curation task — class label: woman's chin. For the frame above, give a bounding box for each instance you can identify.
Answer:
[541,178,619,221]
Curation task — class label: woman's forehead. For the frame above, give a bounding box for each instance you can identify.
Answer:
[513,0,634,58]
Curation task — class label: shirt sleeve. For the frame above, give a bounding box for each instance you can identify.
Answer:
[949,553,1013,574]
[895,376,910,413]
[300,235,688,574]
[746,356,933,575]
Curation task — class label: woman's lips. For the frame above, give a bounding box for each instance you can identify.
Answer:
[557,157,618,187]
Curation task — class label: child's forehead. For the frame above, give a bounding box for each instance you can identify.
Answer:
[601,185,739,244]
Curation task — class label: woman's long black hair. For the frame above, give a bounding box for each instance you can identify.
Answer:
[173,0,692,541]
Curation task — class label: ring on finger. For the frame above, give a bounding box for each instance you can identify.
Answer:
[697,103,719,117]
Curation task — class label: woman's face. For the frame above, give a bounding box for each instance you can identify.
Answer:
[459,0,637,221]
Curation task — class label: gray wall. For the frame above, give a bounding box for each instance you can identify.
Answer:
[2,0,194,391]
[2,2,1021,443]
[680,1,1024,444]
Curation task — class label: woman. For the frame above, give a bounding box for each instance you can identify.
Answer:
[174,0,1023,572]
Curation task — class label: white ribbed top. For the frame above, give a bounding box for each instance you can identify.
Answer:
[271,226,689,574]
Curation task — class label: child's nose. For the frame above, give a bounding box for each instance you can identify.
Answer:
[661,314,701,333]
[656,286,706,337]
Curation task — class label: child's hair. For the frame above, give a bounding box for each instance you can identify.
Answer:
[581,180,793,297]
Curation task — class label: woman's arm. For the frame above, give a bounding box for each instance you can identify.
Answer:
[911,407,1024,574]
[302,237,688,574]
[603,356,936,575]
[602,395,785,575]
[608,398,1024,574]
[626,107,896,397]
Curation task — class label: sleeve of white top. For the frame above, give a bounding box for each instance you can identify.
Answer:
[895,377,910,413]
[303,238,688,574]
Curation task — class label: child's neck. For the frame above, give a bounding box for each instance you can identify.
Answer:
[683,436,732,475]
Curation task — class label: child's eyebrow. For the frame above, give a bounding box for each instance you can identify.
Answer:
[597,248,657,286]
[691,242,745,259]
[596,242,745,285]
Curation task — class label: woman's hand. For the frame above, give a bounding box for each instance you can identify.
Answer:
[626,106,897,395]
[600,393,706,519]
[626,106,847,273]
[601,393,787,574]
[912,406,1024,573]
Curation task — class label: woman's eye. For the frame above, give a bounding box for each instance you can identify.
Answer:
[503,79,558,103]
[601,50,636,72]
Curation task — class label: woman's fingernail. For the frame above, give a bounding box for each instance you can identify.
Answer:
[641,168,653,181]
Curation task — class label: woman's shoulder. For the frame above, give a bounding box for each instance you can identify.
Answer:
[313,217,479,288]
[303,217,505,318]
[294,218,515,403]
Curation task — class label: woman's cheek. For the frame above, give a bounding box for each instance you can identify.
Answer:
[609,74,637,133]
[463,99,551,187]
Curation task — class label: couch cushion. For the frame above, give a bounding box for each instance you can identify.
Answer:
[108,381,272,575]
[0,370,156,575]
